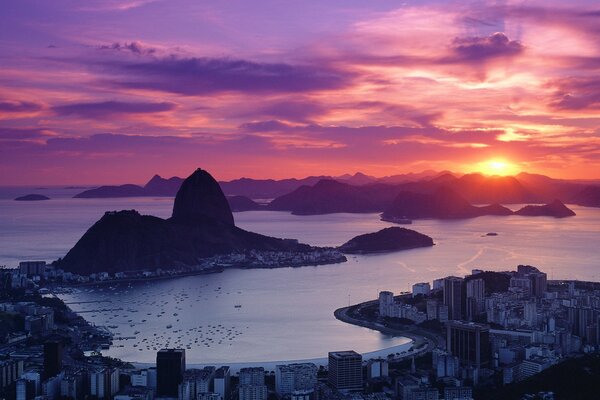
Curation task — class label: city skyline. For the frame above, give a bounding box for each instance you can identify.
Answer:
[2,0,600,184]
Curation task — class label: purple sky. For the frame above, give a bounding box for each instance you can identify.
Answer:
[1,0,600,184]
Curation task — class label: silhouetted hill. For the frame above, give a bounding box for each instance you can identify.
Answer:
[382,187,513,220]
[74,184,147,198]
[514,200,576,218]
[171,169,234,225]
[444,173,538,204]
[267,179,398,214]
[144,175,184,196]
[516,172,586,202]
[336,172,378,185]
[227,196,263,212]
[338,227,434,254]
[14,194,50,201]
[74,175,183,198]
[218,175,331,199]
[57,169,343,274]
[571,185,600,207]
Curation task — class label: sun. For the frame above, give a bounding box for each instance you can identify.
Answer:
[478,159,518,176]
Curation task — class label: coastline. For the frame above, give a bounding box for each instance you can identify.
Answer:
[333,300,444,358]
[130,341,414,373]
[53,255,347,288]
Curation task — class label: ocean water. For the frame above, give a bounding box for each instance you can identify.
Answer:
[1,187,599,363]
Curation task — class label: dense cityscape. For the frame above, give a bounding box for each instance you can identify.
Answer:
[1,261,599,400]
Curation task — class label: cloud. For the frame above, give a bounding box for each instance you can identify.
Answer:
[448,32,524,62]
[0,127,53,141]
[0,100,42,113]
[99,42,157,55]
[100,55,353,95]
[549,77,600,110]
[52,101,176,118]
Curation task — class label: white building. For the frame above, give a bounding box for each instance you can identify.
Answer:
[412,283,431,298]
[275,363,317,397]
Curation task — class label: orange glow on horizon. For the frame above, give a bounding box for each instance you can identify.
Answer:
[472,159,520,176]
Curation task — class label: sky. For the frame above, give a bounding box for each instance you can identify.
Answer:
[1,0,600,185]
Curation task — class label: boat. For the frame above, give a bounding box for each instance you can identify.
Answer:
[234,304,242,308]
[166,325,173,329]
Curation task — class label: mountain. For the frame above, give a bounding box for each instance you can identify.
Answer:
[381,187,513,220]
[571,185,600,207]
[57,168,344,274]
[336,172,378,185]
[171,169,234,225]
[74,175,183,198]
[218,175,331,199]
[74,184,146,198]
[338,227,434,254]
[71,170,599,207]
[439,173,538,204]
[267,179,399,214]
[514,200,576,218]
[144,175,184,196]
[516,172,585,202]
[227,196,264,212]
[15,194,50,201]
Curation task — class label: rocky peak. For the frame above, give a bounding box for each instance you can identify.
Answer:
[171,168,234,225]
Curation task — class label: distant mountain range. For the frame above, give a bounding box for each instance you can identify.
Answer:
[72,171,600,210]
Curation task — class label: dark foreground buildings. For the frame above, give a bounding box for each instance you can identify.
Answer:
[157,348,186,398]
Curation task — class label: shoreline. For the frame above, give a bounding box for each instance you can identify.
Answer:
[51,256,348,288]
[129,341,414,373]
[333,300,444,359]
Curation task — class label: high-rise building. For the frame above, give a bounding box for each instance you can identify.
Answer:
[16,378,36,400]
[366,359,388,380]
[90,368,119,399]
[43,339,63,379]
[444,386,473,400]
[443,277,463,320]
[412,283,431,298]
[524,301,537,327]
[239,367,264,386]
[529,272,547,298]
[239,367,267,400]
[328,351,362,392]
[61,371,86,400]
[19,261,46,276]
[446,321,490,367]
[214,366,230,400]
[379,291,394,317]
[275,363,317,397]
[157,349,186,398]
[0,359,24,392]
[466,278,485,321]
[181,366,215,397]
[426,299,438,320]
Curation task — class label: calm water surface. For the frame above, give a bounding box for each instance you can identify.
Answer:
[1,187,599,362]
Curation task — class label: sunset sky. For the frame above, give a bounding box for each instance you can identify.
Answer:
[1,0,600,184]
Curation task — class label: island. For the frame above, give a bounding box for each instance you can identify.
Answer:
[56,168,346,274]
[338,227,434,254]
[14,194,50,201]
[514,199,576,218]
